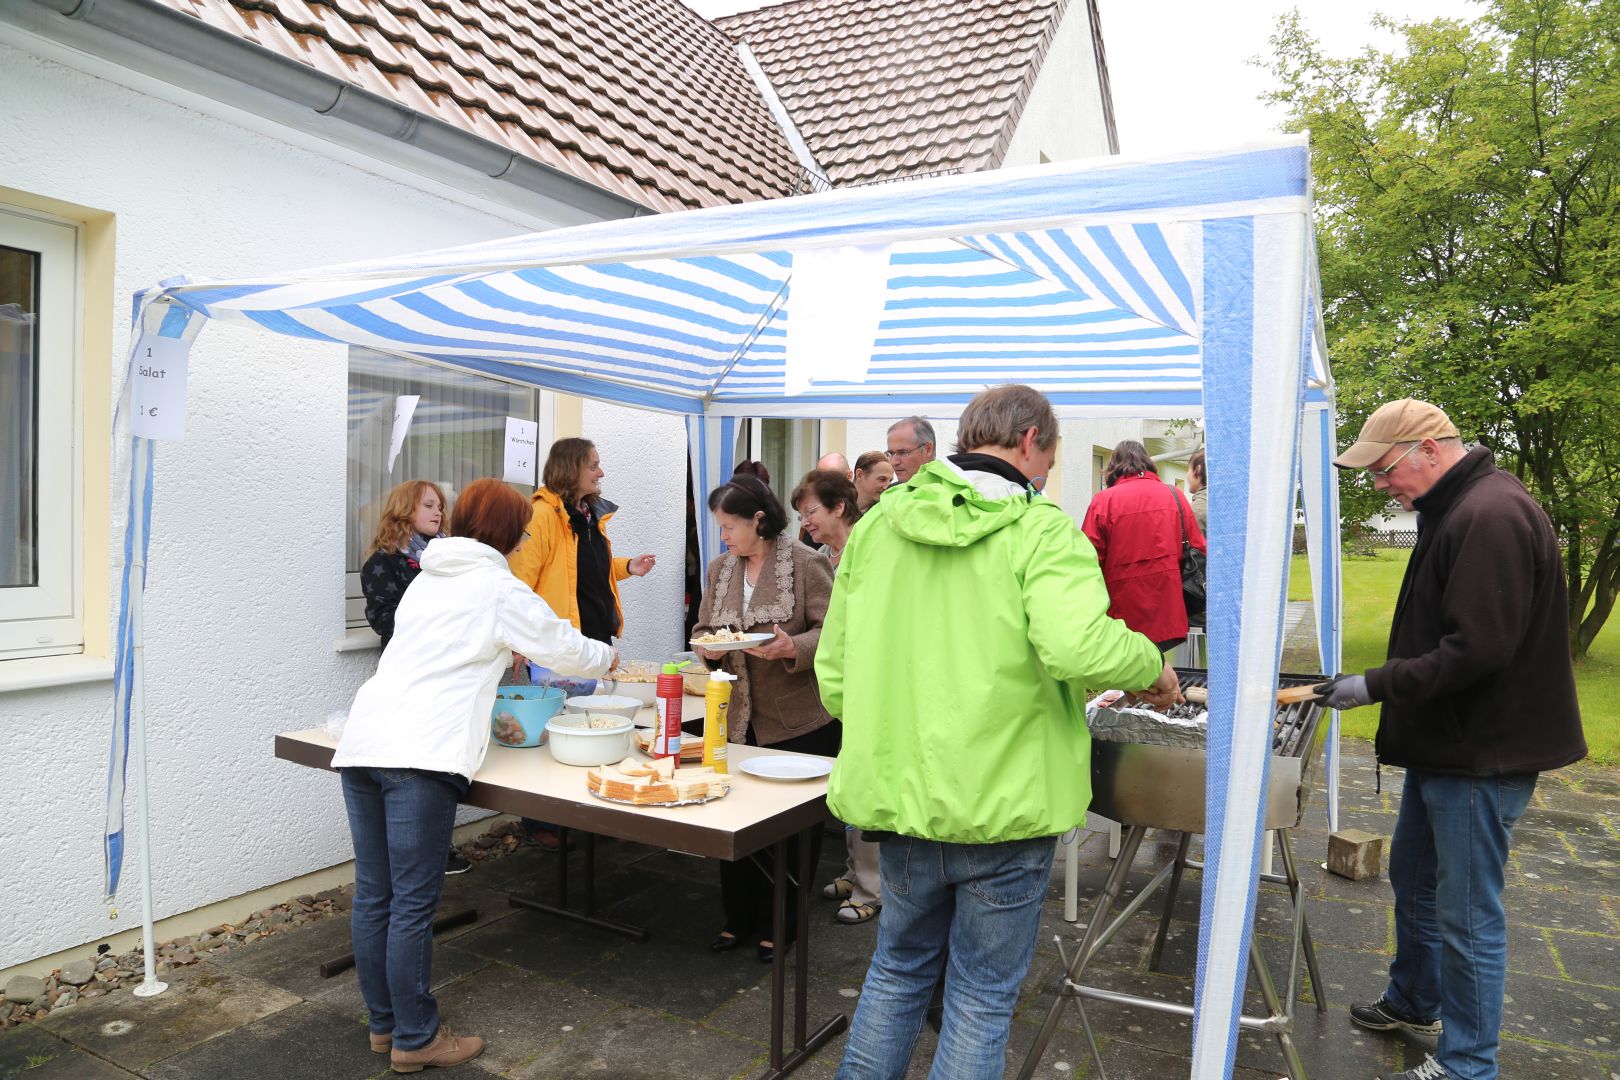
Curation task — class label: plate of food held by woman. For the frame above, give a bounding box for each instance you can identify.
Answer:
[689,629,773,652]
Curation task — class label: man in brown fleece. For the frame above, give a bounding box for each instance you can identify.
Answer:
[1317,398,1586,1080]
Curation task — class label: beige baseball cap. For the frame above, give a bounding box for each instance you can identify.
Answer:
[1333,398,1459,469]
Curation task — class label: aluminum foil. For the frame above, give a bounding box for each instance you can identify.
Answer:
[1085,691,1210,749]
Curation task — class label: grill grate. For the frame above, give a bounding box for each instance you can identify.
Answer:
[1172,668,1326,761]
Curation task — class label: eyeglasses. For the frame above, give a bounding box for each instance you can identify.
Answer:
[1368,442,1421,479]
[886,444,929,460]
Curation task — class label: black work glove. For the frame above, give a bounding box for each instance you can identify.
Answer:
[1314,673,1371,710]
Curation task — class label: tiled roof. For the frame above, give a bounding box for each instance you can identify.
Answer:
[716,0,1072,187]
[155,0,806,211]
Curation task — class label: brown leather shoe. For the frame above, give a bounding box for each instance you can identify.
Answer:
[389,1026,485,1073]
[369,1032,391,1053]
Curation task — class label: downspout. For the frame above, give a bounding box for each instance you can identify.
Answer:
[10,0,650,220]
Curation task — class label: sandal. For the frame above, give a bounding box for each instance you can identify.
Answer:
[835,900,880,925]
[822,877,854,901]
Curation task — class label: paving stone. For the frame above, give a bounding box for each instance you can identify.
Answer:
[510,1003,762,1079]
[1514,852,1620,895]
[305,943,491,1020]
[451,908,636,980]
[1308,944,1392,1009]
[1547,929,1620,990]
[1520,807,1617,838]
[1501,971,1620,1048]
[1495,1035,1616,1078]
[570,920,785,1020]
[426,963,619,1076]
[1275,896,1390,953]
[1506,920,1566,980]
[36,964,300,1071]
[141,1000,405,1080]
[698,972,858,1060]
[1002,1017,1098,1079]
[0,1024,138,1080]
[1235,1005,1396,1078]
[1505,884,1620,932]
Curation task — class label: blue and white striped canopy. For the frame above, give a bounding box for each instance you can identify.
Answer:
[117,134,1342,1080]
[145,138,1329,419]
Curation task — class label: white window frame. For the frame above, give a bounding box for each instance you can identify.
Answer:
[342,351,553,632]
[0,205,83,659]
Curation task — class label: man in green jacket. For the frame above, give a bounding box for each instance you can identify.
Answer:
[820,384,1178,1079]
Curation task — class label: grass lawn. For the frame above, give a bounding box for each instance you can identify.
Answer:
[1288,550,1620,764]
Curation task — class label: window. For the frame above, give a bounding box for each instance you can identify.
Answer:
[0,205,81,658]
[345,348,551,630]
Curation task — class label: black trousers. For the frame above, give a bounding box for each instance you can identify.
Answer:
[719,720,841,939]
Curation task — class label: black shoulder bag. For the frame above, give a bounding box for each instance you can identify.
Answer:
[1175,489,1207,620]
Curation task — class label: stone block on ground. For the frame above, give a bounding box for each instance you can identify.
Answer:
[1328,829,1384,881]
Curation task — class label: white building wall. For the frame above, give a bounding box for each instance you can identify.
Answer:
[0,38,589,969]
[1000,0,1113,167]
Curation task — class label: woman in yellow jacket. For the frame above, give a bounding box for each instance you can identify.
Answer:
[508,437,656,848]
[508,437,656,639]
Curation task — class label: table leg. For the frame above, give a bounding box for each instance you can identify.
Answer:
[1148,831,1191,972]
[507,826,648,941]
[755,826,848,1080]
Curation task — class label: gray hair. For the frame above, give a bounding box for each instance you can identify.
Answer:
[955,384,1059,453]
[888,415,936,449]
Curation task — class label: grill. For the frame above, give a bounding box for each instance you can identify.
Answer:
[1017,667,1331,1080]
[1085,668,1328,836]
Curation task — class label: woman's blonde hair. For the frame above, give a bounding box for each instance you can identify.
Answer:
[542,438,596,504]
[368,480,447,557]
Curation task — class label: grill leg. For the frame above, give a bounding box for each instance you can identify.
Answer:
[1249,936,1308,1080]
[1148,831,1191,973]
[1015,825,1147,1080]
[1276,829,1328,1013]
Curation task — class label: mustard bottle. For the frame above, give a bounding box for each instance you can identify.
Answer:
[704,670,736,774]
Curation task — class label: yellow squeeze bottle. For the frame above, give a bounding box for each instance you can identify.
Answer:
[704,670,736,773]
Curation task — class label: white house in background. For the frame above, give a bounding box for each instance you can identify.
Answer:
[0,0,1123,976]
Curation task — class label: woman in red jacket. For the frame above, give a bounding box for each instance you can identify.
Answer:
[1081,440,1207,651]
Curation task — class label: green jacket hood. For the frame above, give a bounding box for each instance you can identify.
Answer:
[880,458,1033,548]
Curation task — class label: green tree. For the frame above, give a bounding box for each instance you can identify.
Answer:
[1267,0,1620,655]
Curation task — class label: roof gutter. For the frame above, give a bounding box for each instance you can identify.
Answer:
[7,0,649,221]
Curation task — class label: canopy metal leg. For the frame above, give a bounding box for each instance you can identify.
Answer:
[1275,829,1327,1013]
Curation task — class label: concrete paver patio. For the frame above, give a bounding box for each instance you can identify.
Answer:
[3,738,1617,1079]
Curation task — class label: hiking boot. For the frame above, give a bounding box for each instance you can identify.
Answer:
[390,1026,485,1073]
[1377,1053,1453,1080]
[1350,996,1442,1037]
[444,848,472,876]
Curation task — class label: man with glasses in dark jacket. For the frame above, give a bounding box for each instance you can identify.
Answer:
[1317,398,1586,1080]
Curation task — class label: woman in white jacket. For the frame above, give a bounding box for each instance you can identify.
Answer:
[333,478,615,1073]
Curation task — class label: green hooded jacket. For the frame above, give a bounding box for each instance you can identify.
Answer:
[818,457,1165,844]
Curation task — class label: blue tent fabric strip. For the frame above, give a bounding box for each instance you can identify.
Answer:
[117,137,1335,1080]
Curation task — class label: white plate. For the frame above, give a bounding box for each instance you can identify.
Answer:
[739,756,832,782]
[689,632,773,653]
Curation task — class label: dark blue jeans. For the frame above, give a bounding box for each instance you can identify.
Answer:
[340,766,460,1051]
[1385,769,1537,1080]
[837,834,1055,1080]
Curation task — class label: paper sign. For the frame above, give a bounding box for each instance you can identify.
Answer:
[504,417,539,486]
[783,243,891,395]
[128,335,190,441]
[388,395,419,472]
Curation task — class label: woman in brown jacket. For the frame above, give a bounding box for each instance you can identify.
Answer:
[694,473,838,962]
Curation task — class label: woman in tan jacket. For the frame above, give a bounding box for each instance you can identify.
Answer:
[693,473,838,962]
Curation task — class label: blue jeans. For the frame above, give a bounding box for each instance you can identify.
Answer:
[1384,769,1537,1080]
[837,835,1055,1080]
[341,767,460,1051]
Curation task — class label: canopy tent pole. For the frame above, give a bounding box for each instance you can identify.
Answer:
[1301,397,1344,831]
[1190,210,1310,1080]
[127,434,168,999]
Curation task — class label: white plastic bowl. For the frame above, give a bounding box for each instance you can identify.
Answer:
[563,694,642,721]
[545,715,635,766]
[598,679,657,707]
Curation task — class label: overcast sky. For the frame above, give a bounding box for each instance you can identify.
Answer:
[682,0,1486,156]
